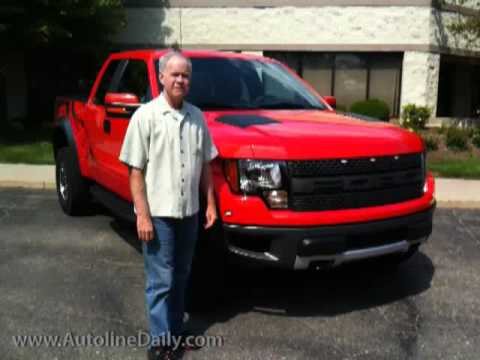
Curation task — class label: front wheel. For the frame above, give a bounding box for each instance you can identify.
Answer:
[55,147,89,215]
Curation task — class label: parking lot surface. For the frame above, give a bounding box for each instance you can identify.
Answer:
[0,188,479,360]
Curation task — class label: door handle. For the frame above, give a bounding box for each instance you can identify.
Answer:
[106,106,130,116]
[103,119,111,134]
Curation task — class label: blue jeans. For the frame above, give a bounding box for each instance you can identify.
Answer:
[142,214,199,339]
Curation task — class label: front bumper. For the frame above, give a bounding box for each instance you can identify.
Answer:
[223,203,435,269]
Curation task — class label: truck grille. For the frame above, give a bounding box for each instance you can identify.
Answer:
[287,153,424,211]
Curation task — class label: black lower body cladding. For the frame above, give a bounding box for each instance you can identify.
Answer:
[223,204,435,269]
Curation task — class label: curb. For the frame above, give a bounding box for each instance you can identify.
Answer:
[0,183,479,208]
[437,201,480,209]
[0,181,56,190]
[0,164,479,209]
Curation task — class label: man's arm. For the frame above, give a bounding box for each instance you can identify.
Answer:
[200,161,217,229]
[129,167,154,242]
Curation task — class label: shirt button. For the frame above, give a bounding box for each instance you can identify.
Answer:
[181,150,184,154]
[182,179,185,182]
[182,164,185,168]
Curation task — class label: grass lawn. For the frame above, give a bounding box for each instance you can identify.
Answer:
[0,123,479,179]
[0,125,55,165]
[428,157,480,179]
[422,127,480,179]
[0,142,54,164]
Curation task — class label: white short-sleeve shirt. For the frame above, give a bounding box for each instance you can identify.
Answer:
[119,93,218,218]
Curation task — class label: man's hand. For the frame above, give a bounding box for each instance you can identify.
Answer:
[204,204,217,229]
[200,162,217,229]
[137,214,154,242]
[128,167,154,242]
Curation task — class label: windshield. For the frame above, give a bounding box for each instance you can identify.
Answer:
[155,57,326,111]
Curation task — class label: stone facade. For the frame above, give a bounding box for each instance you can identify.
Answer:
[119,6,433,49]
[115,3,480,122]
[400,51,441,117]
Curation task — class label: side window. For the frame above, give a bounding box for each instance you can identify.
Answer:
[117,60,151,103]
[94,60,121,105]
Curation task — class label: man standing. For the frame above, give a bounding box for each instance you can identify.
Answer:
[119,50,218,360]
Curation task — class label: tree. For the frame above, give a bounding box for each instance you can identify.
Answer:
[0,0,126,128]
[0,0,126,53]
[444,0,480,45]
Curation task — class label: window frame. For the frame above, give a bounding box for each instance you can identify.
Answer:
[92,59,123,105]
[115,59,152,104]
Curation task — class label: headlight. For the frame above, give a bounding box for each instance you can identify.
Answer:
[223,159,288,209]
[238,160,285,193]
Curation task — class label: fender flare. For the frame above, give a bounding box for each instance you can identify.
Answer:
[52,119,90,178]
[52,119,75,159]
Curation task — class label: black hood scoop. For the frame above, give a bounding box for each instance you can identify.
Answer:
[216,115,280,128]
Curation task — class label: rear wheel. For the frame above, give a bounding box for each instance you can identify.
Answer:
[55,147,89,215]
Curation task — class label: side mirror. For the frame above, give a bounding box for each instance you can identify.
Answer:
[105,92,140,106]
[104,92,140,117]
[322,96,336,109]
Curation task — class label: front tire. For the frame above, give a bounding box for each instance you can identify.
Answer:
[55,147,89,215]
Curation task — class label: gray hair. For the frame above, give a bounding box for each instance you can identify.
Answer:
[158,50,192,74]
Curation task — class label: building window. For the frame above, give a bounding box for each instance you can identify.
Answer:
[334,54,368,112]
[265,52,403,117]
[302,53,334,97]
[437,56,480,118]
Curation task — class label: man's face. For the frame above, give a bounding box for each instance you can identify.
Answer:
[159,56,191,102]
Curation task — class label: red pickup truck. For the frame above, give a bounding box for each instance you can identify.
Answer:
[53,49,435,274]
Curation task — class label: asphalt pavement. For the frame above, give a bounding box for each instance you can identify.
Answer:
[1,188,480,360]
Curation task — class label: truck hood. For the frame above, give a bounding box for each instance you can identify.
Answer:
[205,110,424,160]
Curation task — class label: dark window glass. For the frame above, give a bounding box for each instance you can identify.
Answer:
[264,52,301,75]
[156,58,326,111]
[117,60,151,103]
[334,54,368,111]
[437,61,454,117]
[266,51,403,117]
[302,53,334,96]
[369,55,402,116]
[94,60,121,105]
[437,57,480,117]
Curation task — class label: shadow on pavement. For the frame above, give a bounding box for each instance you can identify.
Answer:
[109,218,142,254]
[108,214,434,344]
[186,251,434,339]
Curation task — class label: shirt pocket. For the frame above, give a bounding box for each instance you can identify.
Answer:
[151,122,173,157]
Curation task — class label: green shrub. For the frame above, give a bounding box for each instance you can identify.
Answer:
[472,128,480,149]
[350,99,390,121]
[422,135,439,152]
[401,104,431,131]
[445,126,470,151]
[438,123,449,135]
[335,104,348,112]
